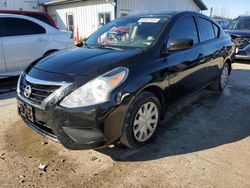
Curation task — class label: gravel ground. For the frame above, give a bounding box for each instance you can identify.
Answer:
[0,62,249,188]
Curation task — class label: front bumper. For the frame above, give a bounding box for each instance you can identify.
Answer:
[235,44,250,60]
[17,95,131,150]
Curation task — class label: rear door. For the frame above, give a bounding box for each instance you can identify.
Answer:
[0,18,6,74]
[2,17,48,73]
[197,17,224,83]
[166,16,207,103]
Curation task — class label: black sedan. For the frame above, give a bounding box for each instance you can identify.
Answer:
[17,11,235,149]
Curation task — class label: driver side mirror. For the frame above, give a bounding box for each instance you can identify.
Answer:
[161,38,194,55]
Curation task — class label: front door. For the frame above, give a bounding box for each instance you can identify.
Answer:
[166,16,207,104]
[2,17,48,73]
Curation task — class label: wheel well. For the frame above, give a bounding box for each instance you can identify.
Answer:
[43,49,58,56]
[142,86,166,116]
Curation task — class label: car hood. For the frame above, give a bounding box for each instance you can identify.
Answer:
[34,47,143,76]
[225,30,250,38]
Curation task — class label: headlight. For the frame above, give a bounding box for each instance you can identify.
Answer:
[60,67,129,108]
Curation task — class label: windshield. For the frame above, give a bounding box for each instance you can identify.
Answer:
[227,18,250,30]
[86,16,169,49]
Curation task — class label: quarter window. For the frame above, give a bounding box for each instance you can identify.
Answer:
[2,18,46,37]
[213,24,220,38]
[169,16,199,44]
[198,18,216,42]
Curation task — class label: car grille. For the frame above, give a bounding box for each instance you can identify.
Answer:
[233,37,249,49]
[20,76,61,105]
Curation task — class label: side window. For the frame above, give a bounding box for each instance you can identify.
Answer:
[169,16,199,44]
[213,23,220,38]
[2,18,46,37]
[198,18,216,42]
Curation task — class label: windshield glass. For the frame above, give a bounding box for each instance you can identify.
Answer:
[86,16,169,49]
[227,18,250,30]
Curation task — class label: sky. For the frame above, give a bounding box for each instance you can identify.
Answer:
[202,0,250,19]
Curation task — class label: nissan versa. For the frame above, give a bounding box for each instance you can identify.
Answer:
[17,11,235,150]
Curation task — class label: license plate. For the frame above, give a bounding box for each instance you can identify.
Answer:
[18,101,34,123]
[236,47,239,54]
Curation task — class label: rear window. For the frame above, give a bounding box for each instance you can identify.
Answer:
[213,24,220,38]
[26,14,53,27]
[2,18,46,37]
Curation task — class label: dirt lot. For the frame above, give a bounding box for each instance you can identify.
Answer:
[0,62,249,188]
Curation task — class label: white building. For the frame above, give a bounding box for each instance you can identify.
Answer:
[41,0,207,39]
[0,0,41,11]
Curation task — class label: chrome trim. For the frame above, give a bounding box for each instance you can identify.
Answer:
[25,74,67,86]
[235,55,250,60]
[41,83,71,109]
[17,74,72,110]
[120,93,130,102]
[16,72,23,94]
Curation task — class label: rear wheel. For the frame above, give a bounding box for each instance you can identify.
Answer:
[211,62,230,91]
[120,91,161,148]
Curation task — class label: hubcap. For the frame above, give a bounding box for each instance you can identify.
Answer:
[220,64,229,89]
[133,102,159,142]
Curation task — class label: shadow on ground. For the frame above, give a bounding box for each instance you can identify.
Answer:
[97,69,250,161]
[0,76,18,99]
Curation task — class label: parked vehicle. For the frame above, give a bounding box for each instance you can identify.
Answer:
[214,19,229,29]
[0,10,58,29]
[17,11,235,150]
[225,16,250,60]
[0,14,74,77]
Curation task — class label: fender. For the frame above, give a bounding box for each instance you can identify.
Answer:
[42,41,66,56]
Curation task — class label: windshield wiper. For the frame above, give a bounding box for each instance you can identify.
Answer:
[95,44,123,51]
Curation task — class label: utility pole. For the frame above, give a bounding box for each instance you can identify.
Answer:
[210,7,213,17]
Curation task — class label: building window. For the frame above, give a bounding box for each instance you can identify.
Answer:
[98,13,111,27]
[66,13,74,33]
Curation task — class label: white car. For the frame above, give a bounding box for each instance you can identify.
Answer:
[0,13,74,78]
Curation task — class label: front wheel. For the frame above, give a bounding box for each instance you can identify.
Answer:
[211,62,230,91]
[120,91,162,149]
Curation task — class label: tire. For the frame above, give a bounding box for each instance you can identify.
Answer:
[120,91,162,149]
[211,62,230,91]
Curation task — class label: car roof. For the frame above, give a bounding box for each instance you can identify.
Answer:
[0,10,50,16]
[0,13,38,19]
[116,11,203,20]
[0,13,55,29]
[238,16,250,19]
